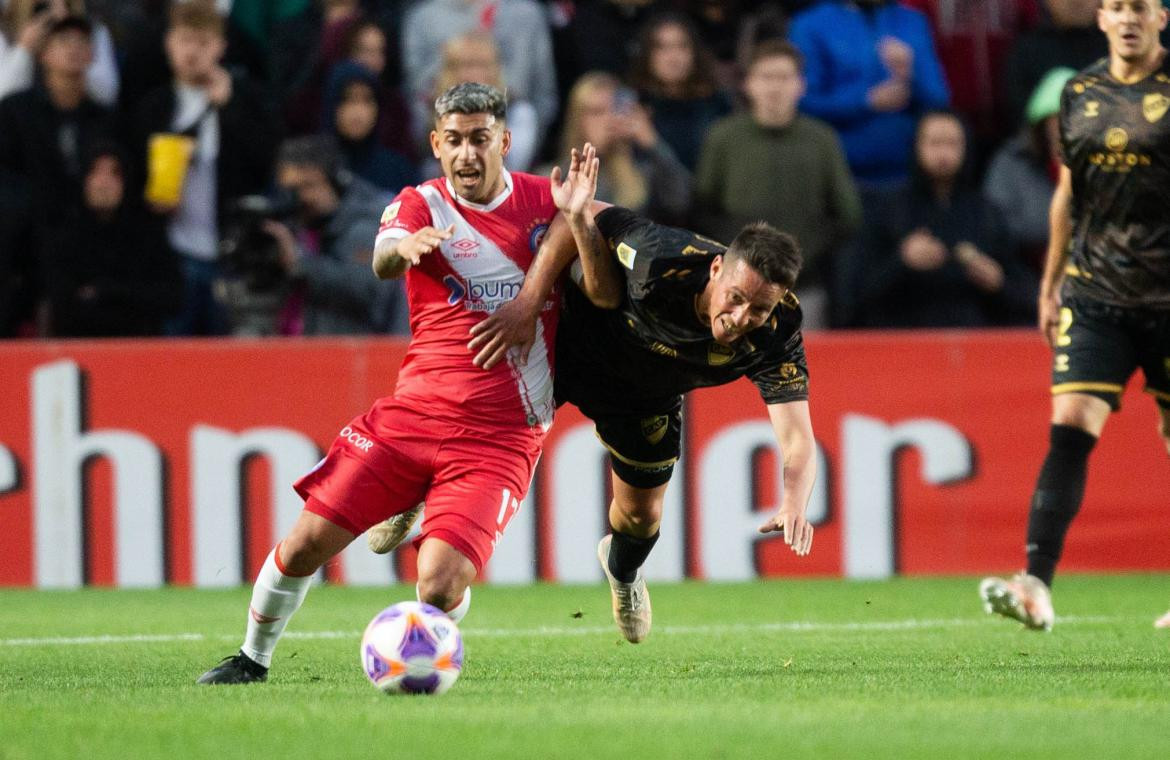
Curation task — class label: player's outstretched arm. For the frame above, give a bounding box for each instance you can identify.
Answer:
[553,143,621,309]
[1038,165,1073,347]
[469,144,612,370]
[372,224,455,280]
[757,401,816,556]
[468,213,581,369]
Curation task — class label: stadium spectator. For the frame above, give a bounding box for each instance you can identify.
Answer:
[132,0,277,336]
[554,0,658,89]
[676,0,759,70]
[252,134,406,336]
[627,10,732,172]
[227,0,309,56]
[983,67,1076,273]
[845,109,1035,328]
[321,61,417,193]
[0,0,118,104]
[901,0,1040,159]
[196,83,583,684]
[402,0,557,152]
[117,0,266,114]
[419,29,540,172]
[0,13,113,334]
[695,40,860,328]
[788,0,950,188]
[42,142,182,337]
[981,0,1170,632]
[1001,0,1106,127]
[271,0,363,136]
[339,17,415,161]
[550,71,691,223]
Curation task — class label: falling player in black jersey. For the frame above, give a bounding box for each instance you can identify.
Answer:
[464,146,816,643]
[980,0,1170,631]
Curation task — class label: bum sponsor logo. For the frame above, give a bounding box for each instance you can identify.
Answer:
[443,275,523,312]
[340,426,374,452]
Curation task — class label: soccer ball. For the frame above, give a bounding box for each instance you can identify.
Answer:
[360,601,463,695]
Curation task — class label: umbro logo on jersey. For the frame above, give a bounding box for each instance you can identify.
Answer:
[450,238,480,259]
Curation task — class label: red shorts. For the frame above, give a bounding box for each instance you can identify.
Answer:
[294,397,543,574]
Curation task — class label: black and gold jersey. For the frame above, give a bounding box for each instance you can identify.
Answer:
[554,206,808,417]
[1059,56,1170,309]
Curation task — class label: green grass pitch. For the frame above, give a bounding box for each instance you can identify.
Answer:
[3,576,1170,760]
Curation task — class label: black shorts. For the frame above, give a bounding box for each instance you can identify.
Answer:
[1051,296,1170,410]
[586,400,683,489]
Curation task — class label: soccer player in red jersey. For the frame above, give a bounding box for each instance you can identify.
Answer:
[197,82,597,684]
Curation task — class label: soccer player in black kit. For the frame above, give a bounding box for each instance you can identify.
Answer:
[466,145,817,643]
[980,0,1170,631]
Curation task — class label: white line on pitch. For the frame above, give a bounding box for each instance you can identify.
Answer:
[0,615,1133,648]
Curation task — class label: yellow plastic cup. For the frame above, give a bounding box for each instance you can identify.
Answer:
[144,133,196,207]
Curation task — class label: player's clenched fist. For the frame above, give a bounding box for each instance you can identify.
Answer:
[398,224,455,265]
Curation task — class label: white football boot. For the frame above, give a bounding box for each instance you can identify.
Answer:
[979,572,1055,631]
[597,534,652,643]
[366,503,424,554]
[1154,609,1170,629]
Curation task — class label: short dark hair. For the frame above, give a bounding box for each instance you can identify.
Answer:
[747,39,803,74]
[433,81,507,123]
[724,222,802,288]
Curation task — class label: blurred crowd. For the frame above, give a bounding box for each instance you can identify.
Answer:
[0,0,1123,338]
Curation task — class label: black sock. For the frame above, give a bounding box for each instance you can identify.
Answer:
[1025,424,1097,587]
[607,528,659,583]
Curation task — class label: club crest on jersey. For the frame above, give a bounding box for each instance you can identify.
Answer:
[708,342,734,366]
[528,222,549,253]
[1143,93,1169,123]
[640,415,669,445]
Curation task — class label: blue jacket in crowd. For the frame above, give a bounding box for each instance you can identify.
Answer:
[789,0,950,186]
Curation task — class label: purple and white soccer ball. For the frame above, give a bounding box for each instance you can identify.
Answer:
[360,601,464,695]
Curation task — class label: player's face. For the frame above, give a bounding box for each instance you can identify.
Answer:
[431,112,512,204]
[704,255,786,345]
[1098,0,1168,62]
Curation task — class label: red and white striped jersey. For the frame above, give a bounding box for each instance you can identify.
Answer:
[375,169,559,431]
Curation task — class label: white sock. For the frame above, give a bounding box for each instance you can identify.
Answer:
[241,544,312,668]
[416,583,472,623]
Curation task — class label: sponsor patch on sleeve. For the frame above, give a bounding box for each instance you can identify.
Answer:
[616,242,637,270]
[380,201,402,225]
